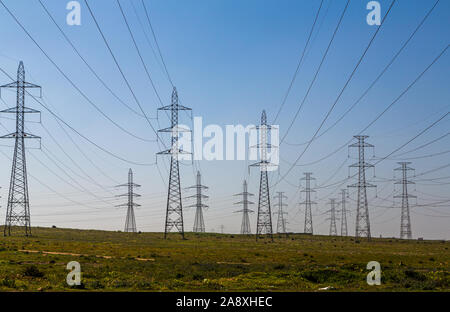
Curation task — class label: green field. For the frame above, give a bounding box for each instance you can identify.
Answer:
[0,226,448,291]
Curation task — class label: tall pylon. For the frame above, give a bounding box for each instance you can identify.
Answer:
[1,61,41,236]
[394,162,415,239]
[186,171,208,233]
[233,180,254,235]
[348,135,375,240]
[250,110,275,241]
[340,189,348,236]
[328,199,338,236]
[299,172,316,234]
[157,87,191,238]
[273,192,288,234]
[116,169,140,233]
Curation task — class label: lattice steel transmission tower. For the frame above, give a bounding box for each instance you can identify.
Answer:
[299,172,316,234]
[348,135,375,240]
[250,110,275,241]
[394,162,415,239]
[186,171,208,233]
[340,189,348,236]
[157,87,191,238]
[234,180,254,235]
[116,169,140,233]
[1,61,41,236]
[273,192,288,234]
[327,199,338,236]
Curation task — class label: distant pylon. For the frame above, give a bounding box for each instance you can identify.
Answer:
[250,110,275,241]
[340,189,348,236]
[348,135,376,240]
[1,61,41,236]
[299,172,316,234]
[273,192,288,234]
[234,180,254,235]
[394,162,415,239]
[220,224,225,234]
[328,199,338,236]
[157,87,191,239]
[116,169,140,233]
[186,171,208,233]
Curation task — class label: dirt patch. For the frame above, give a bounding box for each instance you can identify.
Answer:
[217,261,251,265]
[18,250,153,262]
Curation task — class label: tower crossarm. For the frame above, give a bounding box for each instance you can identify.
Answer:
[234,200,255,205]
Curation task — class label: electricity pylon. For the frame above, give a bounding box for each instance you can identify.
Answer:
[250,110,275,241]
[116,169,140,233]
[1,61,41,236]
[234,180,254,234]
[186,171,208,233]
[394,162,415,239]
[348,135,375,240]
[299,172,316,234]
[157,87,191,238]
[340,189,348,236]
[273,192,288,234]
[327,198,338,236]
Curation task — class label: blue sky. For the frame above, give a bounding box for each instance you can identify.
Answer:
[0,0,449,238]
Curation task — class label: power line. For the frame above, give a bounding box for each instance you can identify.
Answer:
[141,0,174,87]
[83,0,163,145]
[292,112,449,220]
[284,0,439,146]
[0,64,156,166]
[0,0,153,143]
[280,0,351,144]
[391,132,449,157]
[139,0,202,181]
[272,0,324,123]
[116,0,165,108]
[284,0,396,150]
[84,0,170,183]
[37,0,148,119]
[274,44,448,185]
[129,0,168,85]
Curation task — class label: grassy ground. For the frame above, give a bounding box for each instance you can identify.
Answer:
[0,226,448,291]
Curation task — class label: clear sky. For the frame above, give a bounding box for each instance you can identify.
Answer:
[0,0,449,239]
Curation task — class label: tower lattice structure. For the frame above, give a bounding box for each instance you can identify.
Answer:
[273,191,288,234]
[250,110,275,241]
[234,180,254,234]
[328,198,338,236]
[340,189,348,236]
[186,171,208,233]
[116,169,140,233]
[157,87,191,238]
[299,172,316,234]
[348,135,375,240]
[394,162,415,239]
[1,61,41,236]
